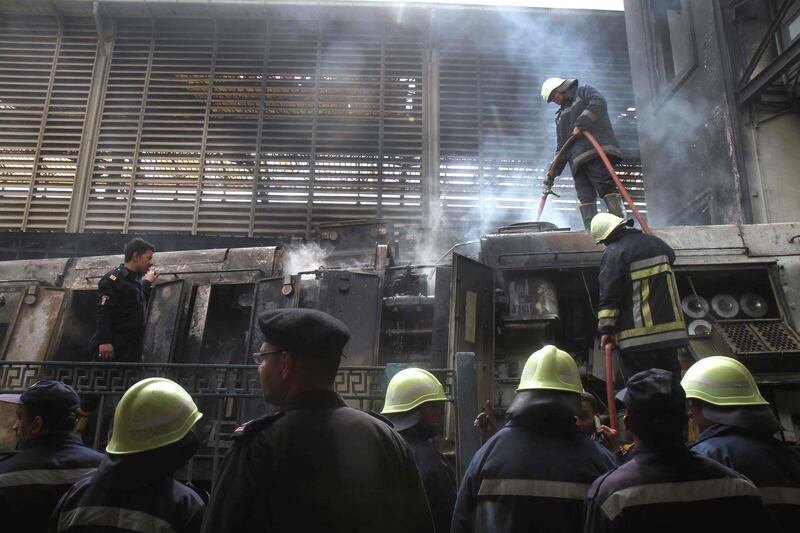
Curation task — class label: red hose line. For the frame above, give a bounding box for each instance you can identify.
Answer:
[604,342,619,432]
[535,193,547,222]
[581,130,651,235]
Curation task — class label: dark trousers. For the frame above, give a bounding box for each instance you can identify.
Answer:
[573,157,617,204]
[617,347,682,385]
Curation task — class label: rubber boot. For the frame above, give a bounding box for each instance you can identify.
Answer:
[579,202,598,231]
[603,192,626,219]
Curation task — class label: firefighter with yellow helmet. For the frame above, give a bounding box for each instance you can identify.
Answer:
[541,77,625,230]
[51,378,206,532]
[591,212,688,383]
[683,356,800,529]
[382,368,456,533]
[452,345,616,533]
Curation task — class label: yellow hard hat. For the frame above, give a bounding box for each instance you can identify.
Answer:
[681,356,768,407]
[517,345,582,394]
[381,368,446,415]
[541,77,566,102]
[106,377,203,455]
[590,212,631,244]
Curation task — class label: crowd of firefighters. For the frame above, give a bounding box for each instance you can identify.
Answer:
[1,77,799,532]
[2,304,799,532]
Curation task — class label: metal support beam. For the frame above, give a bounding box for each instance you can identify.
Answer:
[69,12,114,232]
[422,11,440,229]
[738,35,800,105]
[737,0,795,89]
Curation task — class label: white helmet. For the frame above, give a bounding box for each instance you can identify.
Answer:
[541,77,577,102]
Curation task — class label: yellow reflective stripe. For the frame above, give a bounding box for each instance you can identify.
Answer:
[598,309,619,319]
[58,506,176,533]
[0,468,96,488]
[619,329,688,350]
[759,486,800,506]
[629,255,669,271]
[600,478,759,521]
[599,318,617,328]
[478,478,590,500]
[631,263,671,280]
[666,273,682,321]
[618,320,687,340]
[641,279,653,327]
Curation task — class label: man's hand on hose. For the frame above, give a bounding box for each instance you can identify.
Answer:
[572,126,582,136]
[543,173,558,196]
[600,334,615,350]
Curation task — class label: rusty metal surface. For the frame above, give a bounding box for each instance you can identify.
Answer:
[0,258,70,287]
[142,280,186,363]
[449,254,494,407]
[4,288,66,361]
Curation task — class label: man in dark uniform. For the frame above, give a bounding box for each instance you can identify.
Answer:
[452,345,617,533]
[89,238,158,362]
[200,308,434,533]
[381,368,456,533]
[583,369,775,533]
[683,356,800,529]
[50,377,205,532]
[0,380,104,533]
[541,77,625,230]
[591,213,688,383]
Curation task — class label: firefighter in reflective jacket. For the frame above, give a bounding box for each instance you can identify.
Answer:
[50,378,206,533]
[0,381,104,533]
[591,213,688,382]
[382,368,457,533]
[451,345,617,533]
[583,369,776,533]
[683,356,800,530]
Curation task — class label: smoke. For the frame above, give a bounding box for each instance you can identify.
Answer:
[424,7,635,241]
[282,242,330,276]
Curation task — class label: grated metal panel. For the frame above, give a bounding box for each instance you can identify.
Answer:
[3,8,638,236]
[0,16,96,231]
[717,320,800,355]
[88,15,425,236]
[436,11,641,230]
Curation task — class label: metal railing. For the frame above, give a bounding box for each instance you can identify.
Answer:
[0,360,459,485]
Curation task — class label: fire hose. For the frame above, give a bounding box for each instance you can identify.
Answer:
[538,131,651,235]
[539,130,654,430]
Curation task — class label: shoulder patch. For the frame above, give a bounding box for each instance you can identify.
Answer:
[366,410,394,428]
[230,412,284,440]
[109,274,117,281]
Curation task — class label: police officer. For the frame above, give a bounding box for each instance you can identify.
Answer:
[381,368,456,533]
[89,238,158,362]
[591,213,688,383]
[682,356,800,529]
[541,77,625,230]
[201,308,434,533]
[452,345,617,533]
[51,377,205,532]
[583,369,775,533]
[0,380,104,533]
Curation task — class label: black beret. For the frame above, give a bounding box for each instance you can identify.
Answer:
[258,308,350,359]
[0,380,80,415]
[620,368,686,423]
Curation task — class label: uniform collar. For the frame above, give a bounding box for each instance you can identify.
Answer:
[118,263,140,281]
[283,389,345,412]
[694,423,744,446]
[22,432,83,451]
